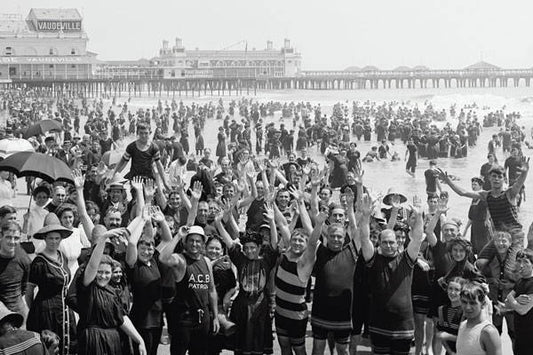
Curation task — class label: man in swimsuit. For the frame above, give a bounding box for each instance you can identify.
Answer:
[439,159,529,245]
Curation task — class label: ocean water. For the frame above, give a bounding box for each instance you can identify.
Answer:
[118,86,533,234]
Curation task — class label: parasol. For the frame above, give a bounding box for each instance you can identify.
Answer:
[0,138,34,158]
[23,120,63,139]
[0,151,73,184]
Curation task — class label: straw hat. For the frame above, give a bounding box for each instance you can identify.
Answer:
[33,213,73,240]
[0,301,23,328]
[383,188,407,206]
[106,176,127,191]
[178,225,206,242]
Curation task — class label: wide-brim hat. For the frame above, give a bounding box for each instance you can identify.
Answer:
[383,188,407,206]
[33,213,73,240]
[0,301,23,328]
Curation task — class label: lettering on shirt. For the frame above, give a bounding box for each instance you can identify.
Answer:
[188,273,210,289]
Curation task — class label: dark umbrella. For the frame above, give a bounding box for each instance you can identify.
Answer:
[0,152,73,184]
[23,120,63,139]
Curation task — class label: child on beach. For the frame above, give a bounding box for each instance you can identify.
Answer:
[434,277,465,355]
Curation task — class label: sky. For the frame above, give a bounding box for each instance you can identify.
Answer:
[6,0,533,70]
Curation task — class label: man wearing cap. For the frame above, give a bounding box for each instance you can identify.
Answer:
[0,302,48,354]
[424,160,442,197]
[101,181,127,223]
[440,160,529,241]
[159,225,219,355]
[0,222,31,322]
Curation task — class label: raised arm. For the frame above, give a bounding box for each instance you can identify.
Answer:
[214,214,237,249]
[130,177,145,219]
[84,228,122,286]
[309,169,321,220]
[509,157,529,197]
[151,206,172,243]
[263,202,278,249]
[438,168,482,199]
[359,194,375,262]
[186,181,203,226]
[125,213,150,268]
[344,187,361,250]
[289,186,313,236]
[425,199,448,247]
[406,196,425,261]
[72,169,94,238]
[299,211,328,281]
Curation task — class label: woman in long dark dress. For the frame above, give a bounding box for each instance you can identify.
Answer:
[216,127,227,162]
[215,206,279,355]
[26,213,77,355]
[77,224,146,355]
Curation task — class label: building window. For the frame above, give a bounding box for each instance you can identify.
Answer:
[49,64,54,69]
[49,48,57,55]
[71,48,76,55]
[71,65,76,69]
[5,47,12,56]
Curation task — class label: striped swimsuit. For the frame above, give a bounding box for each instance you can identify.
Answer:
[274,254,308,346]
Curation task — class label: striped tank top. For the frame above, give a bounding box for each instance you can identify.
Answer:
[486,190,521,231]
[274,254,308,321]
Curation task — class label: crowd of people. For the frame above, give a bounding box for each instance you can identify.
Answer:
[0,89,532,355]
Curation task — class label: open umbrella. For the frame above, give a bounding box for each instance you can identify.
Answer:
[0,138,34,158]
[0,151,73,184]
[23,120,63,139]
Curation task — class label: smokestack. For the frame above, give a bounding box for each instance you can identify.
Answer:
[162,40,169,50]
[175,38,183,48]
[284,39,290,49]
[267,40,273,50]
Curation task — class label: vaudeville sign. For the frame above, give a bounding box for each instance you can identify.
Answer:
[36,21,82,32]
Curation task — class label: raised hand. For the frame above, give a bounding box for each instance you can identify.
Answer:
[359,193,373,217]
[263,202,275,221]
[352,166,364,185]
[144,179,156,199]
[150,205,165,222]
[191,181,203,200]
[288,185,304,201]
[131,176,143,192]
[72,169,85,190]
